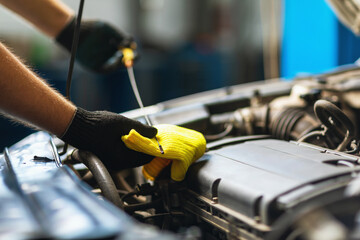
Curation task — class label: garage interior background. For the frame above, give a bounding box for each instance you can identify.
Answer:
[0,0,358,149]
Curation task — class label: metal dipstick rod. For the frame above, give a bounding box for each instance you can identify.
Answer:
[126,64,164,154]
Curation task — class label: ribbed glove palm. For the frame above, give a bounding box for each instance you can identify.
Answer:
[61,108,157,170]
[122,124,206,181]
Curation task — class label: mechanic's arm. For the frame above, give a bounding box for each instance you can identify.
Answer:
[0,0,74,38]
[0,42,75,136]
[0,40,205,178]
[0,0,135,72]
[0,41,158,170]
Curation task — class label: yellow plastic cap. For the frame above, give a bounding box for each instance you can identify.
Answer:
[122,48,134,67]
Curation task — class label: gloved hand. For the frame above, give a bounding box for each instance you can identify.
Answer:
[122,124,206,181]
[56,18,136,72]
[61,108,157,170]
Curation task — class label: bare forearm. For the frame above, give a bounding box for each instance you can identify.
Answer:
[0,0,74,37]
[0,43,76,136]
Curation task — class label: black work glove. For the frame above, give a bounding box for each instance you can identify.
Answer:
[56,18,136,73]
[61,108,157,170]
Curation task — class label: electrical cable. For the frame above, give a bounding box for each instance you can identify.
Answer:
[124,199,162,213]
[121,190,138,202]
[59,0,85,156]
[65,0,85,99]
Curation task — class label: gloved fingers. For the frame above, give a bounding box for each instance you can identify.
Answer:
[142,158,172,181]
[101,50,124,72]
[119,35,137,49]
[125,120,157,138]
[122,124,207,159]
[107,114,157,138]
[122,129,161,156]
[94,140,154,170]
[123,124,207,181]
[96,151,153,170]
[122,128,186,159]
[170,159,191,182]
[101,49,140,72]
[56,18,138,73]
[105,36,138,70]
[118,149,154,169]
[142,157,196,182]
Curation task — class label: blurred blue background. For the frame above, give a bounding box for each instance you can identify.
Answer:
[0,0,359,150]
[282,0,360,78]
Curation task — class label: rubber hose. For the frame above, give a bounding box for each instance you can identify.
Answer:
[71,149,124,209]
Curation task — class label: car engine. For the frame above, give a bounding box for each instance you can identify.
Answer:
[3,64,360,239]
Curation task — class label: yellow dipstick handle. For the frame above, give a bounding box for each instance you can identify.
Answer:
[122,48,135,68]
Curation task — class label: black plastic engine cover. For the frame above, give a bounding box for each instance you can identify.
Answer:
[185,139,359,225]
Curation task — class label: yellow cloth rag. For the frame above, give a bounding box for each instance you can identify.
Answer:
[121,124,206,181]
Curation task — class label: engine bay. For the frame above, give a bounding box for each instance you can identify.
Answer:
[3,64,360,239]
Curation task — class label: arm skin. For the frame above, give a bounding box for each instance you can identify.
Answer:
[0,0,74,38]
[0,43,76,136]
[0,0,76,135]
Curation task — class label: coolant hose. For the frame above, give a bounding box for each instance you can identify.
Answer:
[71,149,124,208]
